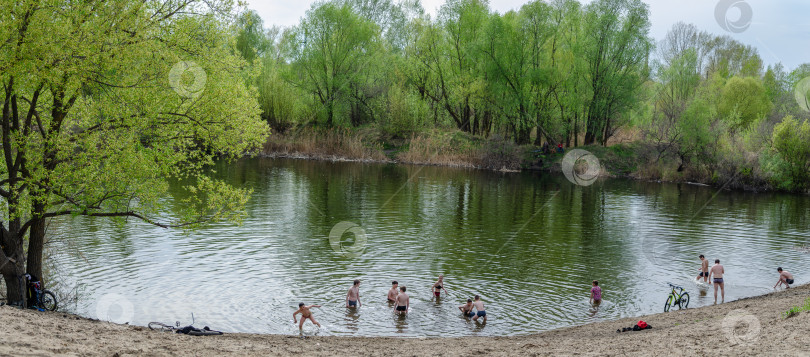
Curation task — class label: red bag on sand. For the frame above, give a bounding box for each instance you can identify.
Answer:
[637,321,648,329]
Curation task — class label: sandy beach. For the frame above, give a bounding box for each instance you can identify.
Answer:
[1,284,808,356]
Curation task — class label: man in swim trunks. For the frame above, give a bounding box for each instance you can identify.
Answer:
[293,303,322,331]
[459,298,474,318]
[387,281,399,302]
[774,267,795,289]
[471,295,486,322]
[432,274,449,298]
[394,286,409,315]
[709,259,725,304]
[696,255,709,283]
[346,279,361,308]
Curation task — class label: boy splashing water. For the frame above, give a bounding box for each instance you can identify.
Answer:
[293,303,322,332]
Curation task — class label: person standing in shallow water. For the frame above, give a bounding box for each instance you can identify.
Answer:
[346,280,361,308]
[432,274,449,299]
[387,281,399,302]
[696,255,709,283]
[709,259,725,304]
[394,286,409,315]
[590,280,602,307]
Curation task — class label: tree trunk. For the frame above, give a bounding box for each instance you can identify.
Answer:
[1,228,27,306]
[26,216,45,283]
[2,273,25,307]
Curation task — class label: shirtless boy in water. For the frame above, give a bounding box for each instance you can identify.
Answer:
[774,267,795,289]
[696,255,709,283]
[394,286,409,315]
[387,281,399,302]
[709,259,725,304]
[346,280,361,308]
[293,303,322,330]
[459,298,474,318]
[471,295,487,323]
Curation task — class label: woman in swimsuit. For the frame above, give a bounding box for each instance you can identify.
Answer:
[432,274,449,298]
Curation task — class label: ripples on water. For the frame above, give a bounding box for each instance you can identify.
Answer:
[51,158,810,337]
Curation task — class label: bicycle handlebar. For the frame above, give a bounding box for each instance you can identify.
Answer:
[668,283,684,290]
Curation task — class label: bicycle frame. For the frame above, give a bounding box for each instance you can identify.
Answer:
[669,286,685,302]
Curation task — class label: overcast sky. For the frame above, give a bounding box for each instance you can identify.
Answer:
[245,0,810,70]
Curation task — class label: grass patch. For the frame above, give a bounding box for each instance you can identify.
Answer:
[263,127,387,162]
[783,297,810,319]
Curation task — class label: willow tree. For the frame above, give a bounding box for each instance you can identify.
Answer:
[582,0,652,145]
[480,3,555,144]
[0,0,269,304]
[287,2,382,127]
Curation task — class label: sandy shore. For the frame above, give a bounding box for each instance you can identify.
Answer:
[2,284,809,356]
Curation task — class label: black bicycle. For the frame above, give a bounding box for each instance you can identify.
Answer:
[35,289,58,311]
[664,283,690,312]
[25,275,58,311]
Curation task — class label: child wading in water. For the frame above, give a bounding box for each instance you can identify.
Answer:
[394,286,409,315]
[471,295,487,323]
[590,280,602,307]
[293,303,322,331]
[459,298,474,318]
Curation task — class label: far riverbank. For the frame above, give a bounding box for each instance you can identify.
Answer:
[260,128,810,195]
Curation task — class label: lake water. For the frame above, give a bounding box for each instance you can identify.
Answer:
[50,158,810,337]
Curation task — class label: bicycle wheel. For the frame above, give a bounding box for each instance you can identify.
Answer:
[678,292,690,309]
[664,295,673,312]
[148,322,175,332]
[38,290,58,311]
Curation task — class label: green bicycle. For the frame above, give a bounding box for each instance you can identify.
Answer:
[664,283,690,312]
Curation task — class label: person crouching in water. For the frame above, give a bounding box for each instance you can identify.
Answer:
[459,298,474,318]
[471,295,487,323]
[774,267,794,289]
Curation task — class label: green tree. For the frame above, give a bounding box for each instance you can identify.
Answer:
[717,76,772,131]
[547,0,588,146]
[0,0,268,304]
[770,116,810,189]
[582,0,653,145]
[287,2,382,127]
[235,10,271,63]
[433,0,490,133]
[480,2,557,144]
